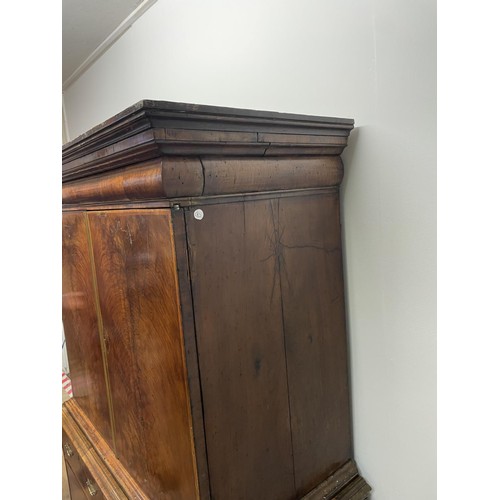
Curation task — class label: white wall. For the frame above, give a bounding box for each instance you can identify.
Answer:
[63,1,436,498]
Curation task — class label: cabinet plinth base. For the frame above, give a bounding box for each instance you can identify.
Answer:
[301,460,371,500]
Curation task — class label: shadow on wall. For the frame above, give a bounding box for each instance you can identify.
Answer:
[340,125,361,195]
[337,124,371,490]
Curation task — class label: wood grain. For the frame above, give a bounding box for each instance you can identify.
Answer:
[278,193,353,495]
[331,476,371,500]
[87,209,197,500]
[62,100,354,181]
[62,161,165,205]
[62,158,204,205]
[186,200,295,500]
[202,156,343,196]
[62,156,342,206]
[63,100,352,156]
[171,209,211,500]
[62,212,113,446]
[63,401,147,499]
[156,128,258,143]
[62,187,338,212]
[64,399,149,500]
[63,129,160,182]
[300,460,371,500]
[63,406,126,499]
[257,132,348,145]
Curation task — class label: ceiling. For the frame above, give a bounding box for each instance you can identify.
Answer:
[62,0,154,88]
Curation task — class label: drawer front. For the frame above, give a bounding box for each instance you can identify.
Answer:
[65,460,89,500]
[62,431,102,499]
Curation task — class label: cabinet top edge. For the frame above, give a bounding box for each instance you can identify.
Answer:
[63,100,355,151]
[62,100,355,182]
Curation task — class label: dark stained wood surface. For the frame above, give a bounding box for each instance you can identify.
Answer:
[62,212,113,446]
[62,156,343,206]
[62,187,338,212]
[257,132,348,145]
[278,193,352,495]
[186,200,296,500]
[62,100,353,182]
[87,209,198,500]
[202,157,343,196]
[171,209,211,500]
[331,476,371,500]
[63,100,353,151]
[300,460,371,500]
[186,194,354,499]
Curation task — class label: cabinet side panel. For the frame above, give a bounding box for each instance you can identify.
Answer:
[87,209,197,500]
[278,193,352,496]
[186,201,296,500]
[171,210,211,500]
[62,212,113,445]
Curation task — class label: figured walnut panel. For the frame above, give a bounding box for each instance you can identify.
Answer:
[62,161,165,205]
[87,209,198,500]
[62,158,203,205]
[62,212,113,447]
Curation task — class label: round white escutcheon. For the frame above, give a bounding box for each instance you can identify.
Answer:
[193,209,204,220]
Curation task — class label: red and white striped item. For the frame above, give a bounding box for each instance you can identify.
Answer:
[62,371,73,396]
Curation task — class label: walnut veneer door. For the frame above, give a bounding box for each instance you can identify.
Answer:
[87,209,198,500]
[186,192,352,500]
[62,212,113,446]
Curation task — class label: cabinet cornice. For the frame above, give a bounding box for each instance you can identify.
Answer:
[62,100,354,183]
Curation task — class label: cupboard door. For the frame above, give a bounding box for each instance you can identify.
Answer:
[87,209,197,500]
[278,193,352,495]
[186,201,296,500]
[62,212,113,445]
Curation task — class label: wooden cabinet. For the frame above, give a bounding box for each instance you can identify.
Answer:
[62,100,371,500]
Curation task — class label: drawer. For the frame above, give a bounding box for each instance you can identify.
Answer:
[62,430,102,499]
[65,459,92,500]
[63,400,143,499]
